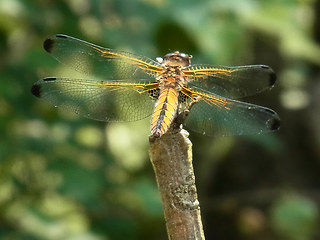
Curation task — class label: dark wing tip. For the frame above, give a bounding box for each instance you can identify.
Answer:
[263,108,280,131]
[259,65,277,87]
[269,71,277,87]
[43,34,69,52]
[257,107,280,131]
[262,65,277,87]
[269,117,281,131]
[31,78,57,97]
[43,38,54,53]
[31,83,42,98]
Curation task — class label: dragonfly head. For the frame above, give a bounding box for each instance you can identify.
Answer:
[161,51,192,67]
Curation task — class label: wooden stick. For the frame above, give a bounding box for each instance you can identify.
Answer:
[149,127,205,240]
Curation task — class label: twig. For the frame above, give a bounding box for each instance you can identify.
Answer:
[149,122,205,240]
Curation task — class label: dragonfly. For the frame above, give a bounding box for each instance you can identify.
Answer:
[31,34,280,137]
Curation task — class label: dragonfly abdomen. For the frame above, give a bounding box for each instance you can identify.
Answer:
[151,87,179,137]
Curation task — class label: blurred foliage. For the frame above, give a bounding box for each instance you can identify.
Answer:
[270,195,318,240]
[1,0,320,239]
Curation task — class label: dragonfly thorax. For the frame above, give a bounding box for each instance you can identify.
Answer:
[157,65,187,90]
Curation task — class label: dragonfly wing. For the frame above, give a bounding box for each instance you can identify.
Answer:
[44,34,162,80]
[184,64,276,99]
[183,89,280,136]
[31,77,158,122]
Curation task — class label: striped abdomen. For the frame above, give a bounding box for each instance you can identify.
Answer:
[151,87,179,137]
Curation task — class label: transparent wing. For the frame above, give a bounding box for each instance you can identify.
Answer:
[184,64,276,99]
[183,87,280,136]
[44,34,162,80]
[31,77,159,122]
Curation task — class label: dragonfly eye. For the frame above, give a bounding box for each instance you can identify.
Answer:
[162,51,191,67]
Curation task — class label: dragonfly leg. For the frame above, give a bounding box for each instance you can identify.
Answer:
[175,95,201,126]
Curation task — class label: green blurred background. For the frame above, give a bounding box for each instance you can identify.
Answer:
[1,0,320,239]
